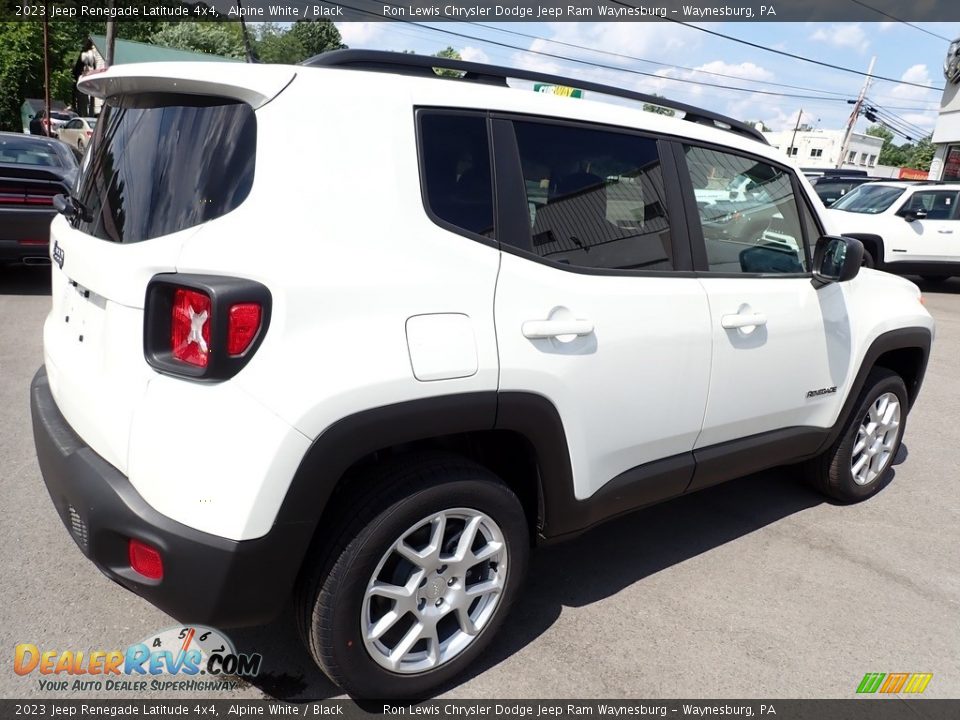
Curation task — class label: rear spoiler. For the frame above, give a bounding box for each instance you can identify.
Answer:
[78,62,297,109]
[0,163,67,183]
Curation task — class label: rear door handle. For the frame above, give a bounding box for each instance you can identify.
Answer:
[721,312,767,330]
[522,319,594,339]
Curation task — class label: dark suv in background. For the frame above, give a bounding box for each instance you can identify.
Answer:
[804,169,880,207]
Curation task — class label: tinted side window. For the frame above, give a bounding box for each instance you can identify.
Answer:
[73,96,256,244]
[685,146,808,274]
[902,190,959,220]
[512,120,673,271]
[419,112,494,238]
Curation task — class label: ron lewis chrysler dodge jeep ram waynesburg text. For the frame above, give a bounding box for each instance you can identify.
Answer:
[31,51,934,698]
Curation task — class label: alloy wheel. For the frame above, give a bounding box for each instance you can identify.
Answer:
[361,508,507,674]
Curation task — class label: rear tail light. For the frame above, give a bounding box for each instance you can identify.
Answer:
[145,274,271,381]
[227,303,262,355]
[85,130,93,138]
[128,539,163,580]
[171,288,212,367]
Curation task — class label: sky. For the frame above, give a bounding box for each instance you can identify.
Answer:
[331,20,960,141]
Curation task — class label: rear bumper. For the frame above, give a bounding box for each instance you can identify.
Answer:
[0,209,52,261]
[30,366,313,627]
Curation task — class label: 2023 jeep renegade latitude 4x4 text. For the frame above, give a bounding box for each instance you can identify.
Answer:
[31,51,934,698]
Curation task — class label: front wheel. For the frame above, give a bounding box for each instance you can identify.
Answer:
[860,248,876,268]
[802,367,907,503]
[298,455,530,698]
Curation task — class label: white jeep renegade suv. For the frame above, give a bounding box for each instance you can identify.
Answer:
[826,180,960,279]
[31,51,934,698]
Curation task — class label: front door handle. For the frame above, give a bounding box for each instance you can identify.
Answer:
[938,229,953,234]
[522,319,594,339]
[721,312,767,330]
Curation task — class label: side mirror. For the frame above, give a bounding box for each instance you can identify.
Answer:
[812,235,864,288]
[901,208,927,222]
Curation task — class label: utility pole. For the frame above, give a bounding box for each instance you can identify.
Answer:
[838,56,876,169]
[105,0,116,66]
[789,108,803,162]
[237,0,258,63]
[42,3,51,136]
[105,21,116,66]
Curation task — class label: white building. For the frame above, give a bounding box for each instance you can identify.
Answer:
[928,39,960,180]
[762,129,883,171]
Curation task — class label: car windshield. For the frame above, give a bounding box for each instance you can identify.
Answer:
[0,137,65,167]
[830,184,905,214]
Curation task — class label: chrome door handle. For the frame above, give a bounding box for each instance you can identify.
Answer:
[522,319,594,339]
[721,312,767,330]
[937,229,953,234]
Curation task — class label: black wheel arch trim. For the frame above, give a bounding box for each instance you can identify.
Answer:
[281,324,930,552]
[815,326,931,453]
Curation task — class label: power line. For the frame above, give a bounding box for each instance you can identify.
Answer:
[326,2,858,103]
[845,0,953,42]
[868,106,930,138]
[604,1,945,92]
[471,22,857,99]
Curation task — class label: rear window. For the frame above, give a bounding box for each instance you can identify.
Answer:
[72,95,256,243]
[830,184,904,214]
[0,137,66,167]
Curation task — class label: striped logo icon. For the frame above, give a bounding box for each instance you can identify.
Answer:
[857,673,933,694]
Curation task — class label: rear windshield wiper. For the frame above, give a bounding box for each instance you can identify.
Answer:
[53,193,91,223]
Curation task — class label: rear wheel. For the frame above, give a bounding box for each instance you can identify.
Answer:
[802,368,907,503]
[77,138,84,152]
[297,455,529,698]
[860,248,875,268]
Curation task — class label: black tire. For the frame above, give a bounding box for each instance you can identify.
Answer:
[296,454,529,698]
[77,138,84,152]
[802,367,908,503]
[860,248,875,268]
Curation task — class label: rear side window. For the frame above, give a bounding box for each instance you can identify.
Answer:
[419,112,494,238]
[512,120,673,272]
[73,96,256,243]
[685,145,809,274]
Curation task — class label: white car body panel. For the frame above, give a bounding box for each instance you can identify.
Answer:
[40,61,934,541]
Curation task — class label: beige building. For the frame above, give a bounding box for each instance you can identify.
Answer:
[762,128,883,171]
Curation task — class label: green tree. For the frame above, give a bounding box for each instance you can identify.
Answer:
[150,22,245,59]
[288,19,345,60]
[866,124,911,167]
[432,46,463,77]
[0,21,103,132]
[251,21,344,64]
[906,136,935,171]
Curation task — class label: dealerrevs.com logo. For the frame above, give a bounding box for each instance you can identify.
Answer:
[14,626,262,692]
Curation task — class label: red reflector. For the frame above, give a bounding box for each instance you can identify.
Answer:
[17,239,47,245]
[128,539,163,580]
[227,303,262,355]
[171,288,211,367]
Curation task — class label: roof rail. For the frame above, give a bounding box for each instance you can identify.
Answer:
[303,49,769,145]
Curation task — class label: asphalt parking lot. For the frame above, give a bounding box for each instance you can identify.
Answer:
[1,264,958,700]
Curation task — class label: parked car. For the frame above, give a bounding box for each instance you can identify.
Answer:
[809,174,879,206]
[57,117,98,151]
[0,132,77,266]
[826,180,960,279]
[31,51,934,698]
[28,109,77,138]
